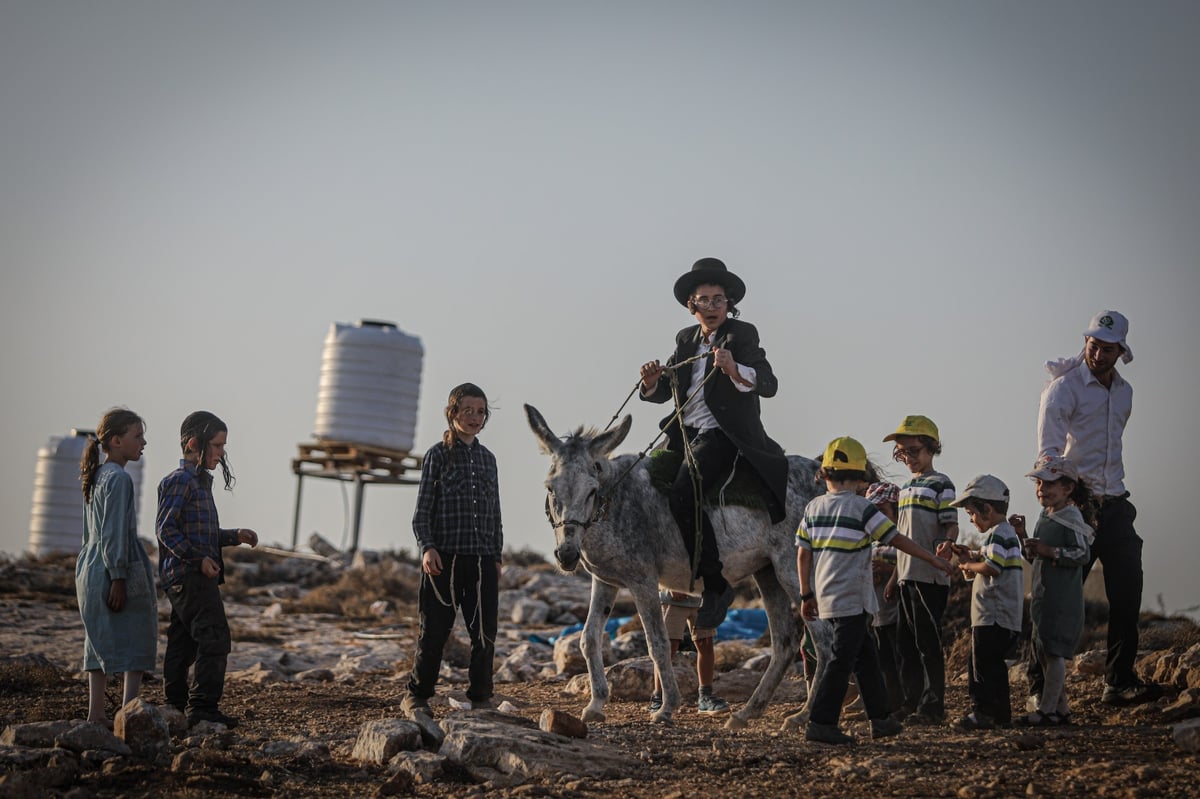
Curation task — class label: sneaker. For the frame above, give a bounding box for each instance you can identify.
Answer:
[870,717,903,739]
[805,722,854,745]
[697,692,730,715]
[1015,710,1061,728]
[187,709,239,729]
[400,694,432,720]
[956,712,996,731]
[1101,680,1163,706]
[648,693,663,712]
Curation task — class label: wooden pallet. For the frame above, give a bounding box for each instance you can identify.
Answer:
[292,440,423,480]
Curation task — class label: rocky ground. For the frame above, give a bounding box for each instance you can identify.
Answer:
[2,547,1199,798]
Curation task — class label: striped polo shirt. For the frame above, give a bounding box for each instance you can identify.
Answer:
[970,521,1024,632]
[896,470,957,586]
[797,490,898,619]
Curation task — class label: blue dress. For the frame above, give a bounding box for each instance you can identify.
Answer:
[75,462,158,673]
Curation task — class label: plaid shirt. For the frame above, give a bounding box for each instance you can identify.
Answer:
[412,439,503,558]
[156,460,239,588]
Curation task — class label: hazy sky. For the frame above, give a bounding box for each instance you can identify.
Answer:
[3,2,1197,615]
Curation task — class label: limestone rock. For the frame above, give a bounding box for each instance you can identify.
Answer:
[114,698,170,760]
[539,708,588,738]
[0,719,75,748]
[511,596,551,625]
[1073,649,1106,676]
[1172,717,1200,753]
[54,721,132,755]
[439,715,635,781]
[352,718,423,764]
[1163,688,1200,721]
[387,749,446,784]
[554,631,614,676]
[603,654,697,701]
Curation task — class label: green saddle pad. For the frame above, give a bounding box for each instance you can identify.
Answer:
[646,449,770,512]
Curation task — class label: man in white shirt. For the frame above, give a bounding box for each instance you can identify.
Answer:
[1036,310,1161,705]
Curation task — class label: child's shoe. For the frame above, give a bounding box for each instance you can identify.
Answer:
[647,693,663,712]
[805,722,854,745]
[870,717,903,739]
[956,712,996,731]
[697,691,730,715]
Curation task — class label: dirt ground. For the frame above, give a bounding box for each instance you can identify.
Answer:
[2,551,1198,799]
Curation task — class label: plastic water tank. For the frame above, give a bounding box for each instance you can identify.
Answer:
[27,430,148,556]
[313,320,424,452]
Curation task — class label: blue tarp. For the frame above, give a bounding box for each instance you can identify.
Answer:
[537,607,768,645]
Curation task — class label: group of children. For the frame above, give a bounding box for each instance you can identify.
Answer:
[796,414,1096,744]
[76,408,258,729]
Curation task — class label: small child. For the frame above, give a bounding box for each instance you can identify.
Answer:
[864,481,903,718]
[76,408,156,726]
[156,411,259,728]
[882,415,959,724]
[947,475,1024,730]
[402,383,503,720]
[1011,456,1094,727]
[797,437,953,745]
[648,590,731,716]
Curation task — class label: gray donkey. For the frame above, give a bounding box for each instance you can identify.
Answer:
[525,404,822,729]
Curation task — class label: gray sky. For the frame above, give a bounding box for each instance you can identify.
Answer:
[3,1,1197,615]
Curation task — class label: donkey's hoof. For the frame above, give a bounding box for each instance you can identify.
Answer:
[725,713,749,731]
[581,708,606,724]
[650,709,675,724]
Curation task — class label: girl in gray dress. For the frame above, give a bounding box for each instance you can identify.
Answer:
[76,408,157,725]
[1011,456,1095,726]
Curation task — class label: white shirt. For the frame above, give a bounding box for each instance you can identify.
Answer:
[679,333,757,431]
[1037,360,1132,496]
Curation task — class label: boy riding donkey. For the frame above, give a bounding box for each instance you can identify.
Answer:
[639,258,789,712]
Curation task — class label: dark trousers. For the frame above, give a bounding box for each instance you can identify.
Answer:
[669,427,738,590]
[810,613,890,726]
[408,553,499,703]
[163,572,232,714]
[1027,495,1143,693]
[896,581,948,718]
[872,622,903,715]
[969,624,1018,723]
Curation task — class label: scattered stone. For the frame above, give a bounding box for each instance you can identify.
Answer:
[159,704,188,738]
[377,769,414,796]
[228,661,288,685]
[54,721,132,756]
[1074,649,1106,676]
[440,714,635,781]
[1,720,75,748]
[114,698,169,760]
[1013,734,1044,751]
[511,597,552,625]
[387,749,446,783]
[351,719,423,764]
[539,708,587,738]
[1172,717,1200,753]
[554,631,613,676]
[295,667,336,682]
[1162,689,1200,721]
[602,654,697,701]
[263,602,284,619]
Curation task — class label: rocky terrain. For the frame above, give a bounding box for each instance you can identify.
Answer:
[2,546,1199,798]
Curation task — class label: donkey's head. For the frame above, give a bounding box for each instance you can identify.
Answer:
[524,404,631,572]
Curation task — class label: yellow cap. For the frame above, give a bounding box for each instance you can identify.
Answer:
[882,415,940,444]
[822,436,868,471]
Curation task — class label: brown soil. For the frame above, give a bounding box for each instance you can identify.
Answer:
[2,552,1197,799]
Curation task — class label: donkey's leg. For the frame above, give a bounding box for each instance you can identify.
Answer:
[627,580,680,723]
[726,565,801,730]
[580,577,619,723]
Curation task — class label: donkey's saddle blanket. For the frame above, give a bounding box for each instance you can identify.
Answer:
[646,449,770,512]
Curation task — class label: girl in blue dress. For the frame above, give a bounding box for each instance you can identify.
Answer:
[76,408,157,725]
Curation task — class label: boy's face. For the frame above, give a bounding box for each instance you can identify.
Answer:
[964,504,998,533]
[892,435,934,474]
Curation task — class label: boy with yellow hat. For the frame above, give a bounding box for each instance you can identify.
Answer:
[797,436,953,745]
[882,415,960,725]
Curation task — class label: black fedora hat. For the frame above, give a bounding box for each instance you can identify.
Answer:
[673,258,746,307]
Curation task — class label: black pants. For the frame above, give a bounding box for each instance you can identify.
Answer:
[408,553,499,703]
[163,572,232,714]
[969,624,1018,723]
[1028,494,1143,694]
[669,427,738,589]
[896,580,948,718]
[872,622,903,715]
[810,613,890,726]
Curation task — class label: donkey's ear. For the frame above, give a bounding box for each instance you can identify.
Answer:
[524,404,561,455]
[589,414,631,458]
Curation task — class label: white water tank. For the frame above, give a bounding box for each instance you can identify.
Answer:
[27,429,148,556]
[313,320,424,452]
[28,430,88,556]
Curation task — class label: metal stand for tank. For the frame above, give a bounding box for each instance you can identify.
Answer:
[290,441,423,554]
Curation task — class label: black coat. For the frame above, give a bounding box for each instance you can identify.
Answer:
[641,317,788,523]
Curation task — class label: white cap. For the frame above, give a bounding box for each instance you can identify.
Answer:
[1083,310,1133,364]
[949,474,1010,507]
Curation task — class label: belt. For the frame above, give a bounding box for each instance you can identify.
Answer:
[1099,492,1130,507]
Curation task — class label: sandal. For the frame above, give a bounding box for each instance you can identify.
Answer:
[1016,710,1061,728]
